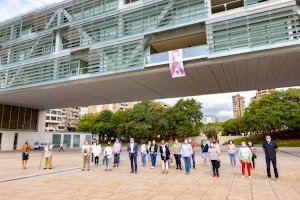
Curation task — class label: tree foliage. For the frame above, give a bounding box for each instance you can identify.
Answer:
[77,99,203,142]
[222,89,300,136]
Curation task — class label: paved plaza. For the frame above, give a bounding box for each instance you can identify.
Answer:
[0,148,300,200]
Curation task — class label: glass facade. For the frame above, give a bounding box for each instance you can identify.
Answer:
[63,134,71,147]
[0,104,38,130]
[0,0,299,93]
[73,135,80,147]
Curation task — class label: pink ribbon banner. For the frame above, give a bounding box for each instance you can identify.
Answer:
[168,49,185,78]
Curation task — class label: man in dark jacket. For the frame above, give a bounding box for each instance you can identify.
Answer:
[127,137,139,174]
[262,135,279,179]
[159,140,170,174]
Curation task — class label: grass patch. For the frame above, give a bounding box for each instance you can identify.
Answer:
[224,135,300,147]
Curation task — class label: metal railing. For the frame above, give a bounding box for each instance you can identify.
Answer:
[145,45,209,66]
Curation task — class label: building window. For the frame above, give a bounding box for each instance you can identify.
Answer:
[125,0,139,4]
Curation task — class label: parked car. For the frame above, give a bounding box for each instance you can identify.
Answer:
[34,142,47,150]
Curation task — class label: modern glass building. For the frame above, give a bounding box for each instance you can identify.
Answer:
[0,0,299,131]
[0,0,299,94]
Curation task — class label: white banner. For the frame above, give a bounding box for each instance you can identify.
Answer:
[168,49,185,78]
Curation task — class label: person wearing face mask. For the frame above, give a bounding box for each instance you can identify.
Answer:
[227,140,237,168]
[103,142,113,171]
[173,139,182,170]
[181,139,193,174]
[248,141,256,169]
[159,140,170,174]
[81,140,92,171]
[92,141,102,166]
[201,139,209,165]
[21,140,30,169]
[262,135,279,179]
[150,140,158,169]
[113,139,122,167]
[238,141,252,179]
[146,141,152,163]
[188,138,196,169]
[127,137,139,174]
[208,141,219,177]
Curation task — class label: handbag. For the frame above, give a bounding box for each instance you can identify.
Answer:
[252,154,257,159]
[217,160,221,168]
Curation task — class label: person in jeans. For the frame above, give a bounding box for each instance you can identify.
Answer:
[81,140,92,171]
[149,140,158,169]
[227,140,237,168]
[43,142,53,170]
[92,141,101,166]
[238,141,252,179]
[146,141,152,163]
[248,141,257,169]
[21,140,30,169]
[208,141,219,177]
[91,141,96,164]
[201,139,209,165]
[140,141,147,166]
[127,137,139,174]
[112,139,122,167]
[173,139,182,170]
[103,142,113,171]
[159,140,170,174]
[188,138,196,169]
[262,135,279,179]
[181,139,193,174]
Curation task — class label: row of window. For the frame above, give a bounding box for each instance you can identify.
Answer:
[0,105,38,130]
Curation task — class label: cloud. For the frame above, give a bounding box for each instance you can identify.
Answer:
[0,0,63,22]
[159,90,257,119]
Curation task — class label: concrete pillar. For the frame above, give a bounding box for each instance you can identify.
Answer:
[70,134,74,148]
[55,30,63,53]
[37,110,46,133]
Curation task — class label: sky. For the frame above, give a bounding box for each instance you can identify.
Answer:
[0,0,297,121]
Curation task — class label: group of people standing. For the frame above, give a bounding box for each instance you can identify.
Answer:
[136,138,196,174]
[81,139,122,171]
[20,135,279,180]
[224,135,278,179]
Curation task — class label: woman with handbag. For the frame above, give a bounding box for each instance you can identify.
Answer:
[238,141,252,179]
[159,140,170,174]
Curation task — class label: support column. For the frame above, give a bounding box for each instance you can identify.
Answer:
[55,30,63,53]
[37,110,46,133]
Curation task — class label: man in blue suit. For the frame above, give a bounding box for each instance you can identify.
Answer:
[127,137,139,174]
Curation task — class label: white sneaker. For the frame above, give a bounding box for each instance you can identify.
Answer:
[248,176,252,179]
[151,166,154,169]
[241,175,245,178]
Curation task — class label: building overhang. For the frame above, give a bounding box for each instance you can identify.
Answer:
[0,44,299,110]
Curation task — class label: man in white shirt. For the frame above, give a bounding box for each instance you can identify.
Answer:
[81,140,92,171]
[43,142,53,169]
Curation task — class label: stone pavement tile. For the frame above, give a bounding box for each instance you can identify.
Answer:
[288,180,300,194]
[251,179,278,200]
[227,177,252,200]
[270,180,300,200]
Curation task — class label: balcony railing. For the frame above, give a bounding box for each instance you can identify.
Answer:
[145,45,209,67]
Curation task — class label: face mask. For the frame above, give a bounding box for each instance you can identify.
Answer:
[266,138,271,142]
[242,144,246,147]
[130,140,134,143]
[185,140,188,144]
